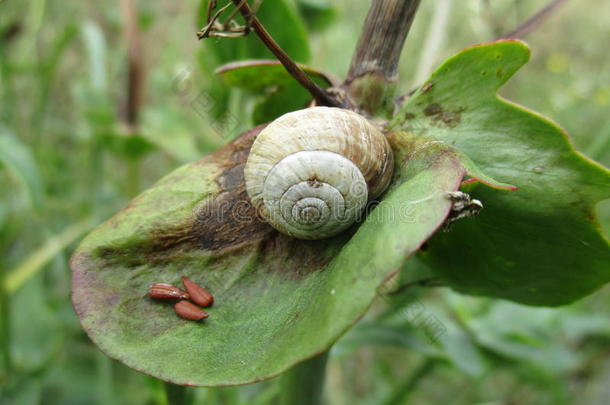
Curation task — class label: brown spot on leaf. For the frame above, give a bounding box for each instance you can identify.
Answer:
[189,126,274,253]
[421,82,434,93]
[395,93,412,109]
[218,164,244,190]
[423,103,466,128]
[423,103,442,116]
[192,186,272,253]
[100,125,273,263]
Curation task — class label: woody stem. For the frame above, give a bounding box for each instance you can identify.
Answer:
[229,0,341,107]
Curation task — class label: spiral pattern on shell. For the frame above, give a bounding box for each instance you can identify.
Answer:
[244,107,394,240]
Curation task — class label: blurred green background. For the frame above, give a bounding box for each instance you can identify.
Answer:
[1,0,610,404]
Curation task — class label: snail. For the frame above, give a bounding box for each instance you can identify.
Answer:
[244,107,394,240]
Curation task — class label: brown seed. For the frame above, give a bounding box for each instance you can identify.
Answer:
[182,276,214,307]
[174,300,208,321]
[148,283,190,301]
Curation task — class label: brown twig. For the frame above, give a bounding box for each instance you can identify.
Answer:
[119,0,145,131]
[1,22,22,44]
[498,0,570,39]
[227,0,341,107]
[198,1,235,39]
[207,0,218,24]
[346,0,421,84]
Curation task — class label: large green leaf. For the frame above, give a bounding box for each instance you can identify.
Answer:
[216,60,334,124]
[195,0,312,125]
[215,60,334,92]
[391,40,610,306]
[198,0,310,64]
[71,126,481,386]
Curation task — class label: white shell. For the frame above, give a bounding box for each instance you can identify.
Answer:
[244,107,394,239]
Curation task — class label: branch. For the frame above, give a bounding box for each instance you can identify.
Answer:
[381,358,437,405]
[119,0,145,131]
[344,0,421,114]
[346,0,421,83]
[228,0,341,107]
[498,0,570,39]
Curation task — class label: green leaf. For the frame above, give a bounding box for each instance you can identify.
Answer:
[0,128,44,209]
[391,40,610,306]
[251,83,309,125]
[3,219,93,295]
[71,127,471,386]
[196,0,312,124]
[141,106,209,162]
[216,60,334,123]
[198,0,310,64]
[468,302,582,374]
[216,60,333,92]
[296,0,338,32]
[10,274,65,372]
[98,132,156,160]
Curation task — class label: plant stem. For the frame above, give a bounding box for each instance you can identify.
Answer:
[381,358,437,405]
[229,0,340,108]
[344,0,421,114]
[3,219,93,294]
[119,0,144,196]
[96,352,114,405]
[498,0,570,39]
[279,351,329,405]
[164,382,191,405]
[347,0,421,83]
[119,0,145,129]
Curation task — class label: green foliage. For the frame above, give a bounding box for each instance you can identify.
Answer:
[0,128,44,210]
[295,0,338,32]
[2,0,610,404]
[72,126,506,385]
[215,60,333,123]
[195,0,313,126]
[392,41,610,305]
[198,0,311,63]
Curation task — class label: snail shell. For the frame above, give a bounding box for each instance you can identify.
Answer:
[244,107,394,240]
